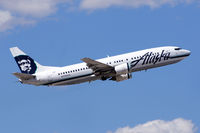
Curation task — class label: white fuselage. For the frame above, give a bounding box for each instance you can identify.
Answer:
[23,46,190,86]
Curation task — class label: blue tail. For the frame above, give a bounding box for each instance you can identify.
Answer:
[10,47,52,74]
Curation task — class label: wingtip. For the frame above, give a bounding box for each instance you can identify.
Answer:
[12,72,19,76]
[81,57,88,61]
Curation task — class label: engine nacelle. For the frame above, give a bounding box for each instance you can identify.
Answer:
[115,73,132,82]
[114,63,130,75]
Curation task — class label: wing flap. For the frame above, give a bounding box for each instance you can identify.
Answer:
[13,72,36,80]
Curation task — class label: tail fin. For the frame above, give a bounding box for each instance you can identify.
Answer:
[10,47,49,74]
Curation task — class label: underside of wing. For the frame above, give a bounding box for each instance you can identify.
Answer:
[13,72,36,80]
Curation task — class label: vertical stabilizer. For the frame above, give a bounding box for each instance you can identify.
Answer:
[10,47,50,74]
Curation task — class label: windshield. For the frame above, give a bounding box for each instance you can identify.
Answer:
[174,47,182,50]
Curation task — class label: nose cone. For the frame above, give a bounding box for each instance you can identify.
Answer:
[184,49,191,56]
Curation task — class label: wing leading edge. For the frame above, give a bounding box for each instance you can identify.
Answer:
[81,57,114,76]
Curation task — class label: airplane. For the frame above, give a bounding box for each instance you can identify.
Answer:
[10,46,190,86]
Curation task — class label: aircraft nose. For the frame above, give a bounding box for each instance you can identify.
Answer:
[183,49,191,56]
[185,49,191,56]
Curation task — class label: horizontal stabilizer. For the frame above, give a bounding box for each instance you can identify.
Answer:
[13,72,36,80]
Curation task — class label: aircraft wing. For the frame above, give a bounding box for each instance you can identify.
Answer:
[13,72,36,80]
[81,57,114,76]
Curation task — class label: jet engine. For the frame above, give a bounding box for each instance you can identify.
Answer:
[111,63,132,82]
[111,73,132,82]
[114,63,130,75]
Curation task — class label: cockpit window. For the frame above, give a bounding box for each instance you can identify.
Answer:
[175,47,182,50]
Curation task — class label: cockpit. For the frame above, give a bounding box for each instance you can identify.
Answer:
[170,47,191,59]
[174,47,182,50]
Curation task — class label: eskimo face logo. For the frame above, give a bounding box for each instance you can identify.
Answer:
[15,55,37,74]
[18,59,31,72]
